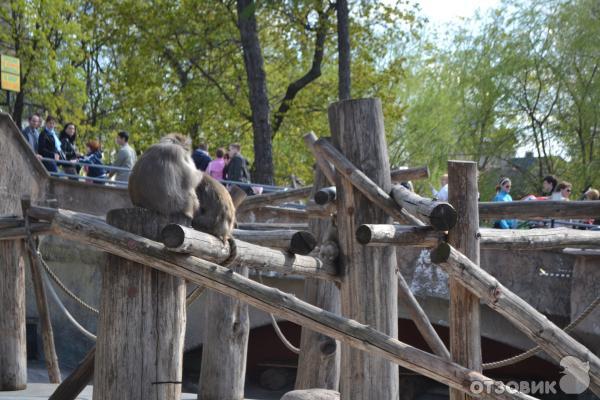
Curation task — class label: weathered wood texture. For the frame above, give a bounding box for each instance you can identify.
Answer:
[198,264,249,400]
[0,222,52,241]
[239,186,312,211]
[34,206,533,400]
[390,166,430,182]
[479,200,600,219]
[49,347,95,400]
[0,240,27,390]
[314,186,337,205]
[356,224,445,247]
[232,229,317,254]
[430,242,600,397]
[390,185,457,230]
[93,208,187,400]
[296,168,341,390]
[305,201,337,218]
[236,222,309,231]
[314,136,423,226]
[161,224,337,281]
[447,161,481,400]
[329,98,399,400]
[479,227,600,250]
[304,132,336,186]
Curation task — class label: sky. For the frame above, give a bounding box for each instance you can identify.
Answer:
[417,0,502,26]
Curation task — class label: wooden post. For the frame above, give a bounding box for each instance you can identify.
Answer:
[93,208,187,400]
[296,166,341,390]
[0,239,27,390]
[21,199,61,384]
[447,161,481,400]
[329,98,398,399]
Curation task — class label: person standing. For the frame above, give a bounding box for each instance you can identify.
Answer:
[37,116,63,172]
[192,142,212,171]
[432,174,448,201]
[553,181,572,201]
[226,143,251,183]
[492,177,516,229]
[206,148,227,180]
[59,123,79,177]
[21,113,41,152]
[109,131,137,184]
[542,175,558,198]
[80,140,107,184]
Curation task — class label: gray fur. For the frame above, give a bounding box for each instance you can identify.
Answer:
[192,174,236,242]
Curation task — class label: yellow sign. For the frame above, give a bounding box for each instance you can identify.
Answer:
[1,55,20,93]
[1,55,20,75]
[1,72,20,92]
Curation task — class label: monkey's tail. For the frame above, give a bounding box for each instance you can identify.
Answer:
[220,237,238,268]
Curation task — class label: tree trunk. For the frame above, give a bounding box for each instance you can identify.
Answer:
[237,0,274,185]
[0,240,27,391]
[93,208,187,400]
[337,0,351,100]
[329,99,398,400]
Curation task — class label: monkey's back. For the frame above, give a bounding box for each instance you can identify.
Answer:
[128,142,201,218]
[192,174,236,241]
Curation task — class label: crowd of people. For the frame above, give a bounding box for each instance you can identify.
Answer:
[20,113,254,190]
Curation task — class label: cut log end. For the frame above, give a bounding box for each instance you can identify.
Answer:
[161,224,186,248]
[430,204,458,231]
[290,231,318,255]
[314,188,336,205]
[430,242,451,264]
[355,225,373,245]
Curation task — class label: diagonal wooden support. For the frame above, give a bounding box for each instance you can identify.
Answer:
[31,206,534,400]
[304,132,337,186]
[431,242,600,397]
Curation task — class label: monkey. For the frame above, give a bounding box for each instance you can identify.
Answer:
[128,133,202,219]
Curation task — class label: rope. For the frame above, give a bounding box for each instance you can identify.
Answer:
[482,294,600,370]
[257,271,300,354]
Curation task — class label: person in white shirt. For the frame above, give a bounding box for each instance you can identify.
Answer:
[432,174,448,201]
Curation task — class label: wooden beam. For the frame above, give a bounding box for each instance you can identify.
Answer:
[0,222,53,241]
[31,206,533,400]
[305,200,336,218]
[238,186,312,211]
[49,347,95,400]
[313,138,423,226]
[447,161,481,400]
[236,222,309,231]
[232,229,317,255]
[479,201,600,220]
[356,224,445,247]
[161,224,337,281]
[390,166,430,182]
[390,185,457,230]
[304,132,336,186]
[479,227,600,250]
[430,242,600,396]
[314,186,337,205]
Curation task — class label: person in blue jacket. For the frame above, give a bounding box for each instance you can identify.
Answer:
[80,140,107,184]
[493,177,516,229]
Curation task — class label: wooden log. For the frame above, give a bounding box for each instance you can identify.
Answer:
[0,217,22,229]
[94,208,187,400]
[478,200,600,220]
[390,184,457,230]
[356,224,445,247]
[49,347,95,400]
[198,263,249,399]
[304,132,337,186]
[390,166,430,182]
[21,199,61,384]
[0,222,53,241]
[239,186,312,211]
[0,239,27,390]
[430,242,600,396]
[314,186,337,205]
[232,229,317,255]
[305,200,336,218]
[296,167,340,391]
[259,205,308,219]
[34,206,533,400]
[447,161,481,400]
[479,227,600,250]
[563,248,600,257]
[328,98,399,399]
[236,222,309,231]
[314,137,424,226]
[161,224,337,281]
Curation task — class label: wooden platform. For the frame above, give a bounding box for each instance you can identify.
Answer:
[0,384,196,399]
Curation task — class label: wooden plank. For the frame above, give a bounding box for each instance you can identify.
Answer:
[49,347,95,400]
[0,239,27,390]
[94,208,187,400]
[479,227,600,250]
[447,161,481,400]
[238,186,312,211]
[32,206,533,400]
[479,201,600,220]
[356,224,445,248]
[430,242,600,397]
[0,222,53,241]
[236,222,309,231]
[232,229,317,254]
[390,166,430,182]
[390,185,457,230]
[161,224,337,281]
[328,98,399,399]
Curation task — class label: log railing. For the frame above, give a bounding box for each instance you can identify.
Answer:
[390,184,457,230]
[479,201,600,219]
